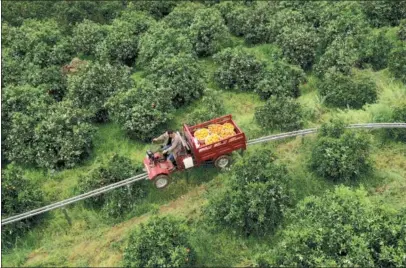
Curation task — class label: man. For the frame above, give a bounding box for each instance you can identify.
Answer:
[152,130,182,168]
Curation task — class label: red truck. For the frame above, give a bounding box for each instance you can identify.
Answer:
[143,115,247,189]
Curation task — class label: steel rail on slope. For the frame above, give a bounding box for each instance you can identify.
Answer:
[2,123,405,226]
[1,173,148,225]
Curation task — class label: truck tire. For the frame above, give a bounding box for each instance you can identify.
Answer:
[154,174,171,189]
[214,155,231,169]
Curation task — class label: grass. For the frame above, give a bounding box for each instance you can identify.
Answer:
[3,37,406,267]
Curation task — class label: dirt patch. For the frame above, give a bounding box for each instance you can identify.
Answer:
[25,250,49,265]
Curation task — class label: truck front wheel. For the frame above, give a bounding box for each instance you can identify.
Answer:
[214,155,231,169]
[154,174,171,189]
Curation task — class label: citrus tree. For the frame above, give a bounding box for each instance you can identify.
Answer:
[123,216,196,267]
[259,186,406,267]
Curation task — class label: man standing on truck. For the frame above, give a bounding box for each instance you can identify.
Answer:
[152,130,182,168]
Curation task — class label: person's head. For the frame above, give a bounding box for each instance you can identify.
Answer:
[167,130,174,138]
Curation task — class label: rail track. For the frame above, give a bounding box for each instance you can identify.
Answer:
[2,122,405,226]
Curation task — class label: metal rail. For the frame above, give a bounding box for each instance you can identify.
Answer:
[2,123,405,226]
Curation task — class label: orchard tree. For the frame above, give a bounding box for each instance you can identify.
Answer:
[310,128,371,182]
[78,154,146,217]
[138,23,193,67]
[123,216,196,267]
[33,100,95,169]
[255,96,303,131]
[383,106,406,142]
[388,45,406,84]
[398,19,406,41]
[145,53,206,108]
[66,61,133,122]
[214,1,250,37]
[2,85,54,165]
[106,80,173,141]
[1,165,44,248]
[162,2,204,30]
[361,1,406,27]
[97,11,155,65]
[127,1,178,19]
[213,47,266,91]
[276,25,319,70]
[318,69,377,109]
[358,28,393,71]
[72,19,107,56]
[314,36,361,78]
[205,149,292,236]
[255,61,305,100]
[259,186,406,267]
[241,2,277,44]
[1,1,56,26]
[189,8,229,56]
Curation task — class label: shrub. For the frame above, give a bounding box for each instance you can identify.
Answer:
[33,101,95,169]
[310,130,371,182]
[128,1,178,19]
[388,45,406,84]
[66,61,133,122]
[1,164,44,248]
[319,118,346,138]
[162,2,203,30]
[276,25,319,70]
[213,47,266,91]
[205,149,292,236]
[384,106,406,142]
[255,96,303,131]
[78,154,146,214]
[138,23,193,67]
[106,80,173,141]
[97,12,155,65]
[186,89,226,125]
[361,1,406,27]
[314,36,361,78]
[241,2,277,44]
[189,8,229,56]
[2,85,54,165]
[255,61,305,100]
[72,19,107,56]
[358,28,393,71]
[398,19,406,41]
[318,69,377,109]
[145,53,205,108]
[260,186,406,267]
[215,1,250,37]
[123,216,196,267]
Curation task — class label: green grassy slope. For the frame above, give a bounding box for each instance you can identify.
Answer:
[2,43,406,267]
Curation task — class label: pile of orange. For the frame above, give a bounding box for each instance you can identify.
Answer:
[193,122,236,145]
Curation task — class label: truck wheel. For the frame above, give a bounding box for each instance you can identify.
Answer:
[154,174,171,189]
[214,155,231,169]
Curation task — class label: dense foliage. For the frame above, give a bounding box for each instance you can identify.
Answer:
[123,216,196,267]
[138,23,193,67]
[106,80,173,141]
[255,61,305,100]
[66,62,133,121]
[310,126,371,182]
[259,186,406,267]
[358,28,393,70]
[1,165,44,248]
[163,2,204,30]
[78,154,146,218]
[318,70,377,109]
[72,19,107,57]
[33,101,95,169]
[205,149,292,236]
[96,11,155,65]
[186,89,226,125]
[399,19,406,41]
[189,8,229,56]
[361,1,406,27]
[388,45,406,84]
[255,96,303,131]
[145,53,206,108]
[213,47,266,91]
